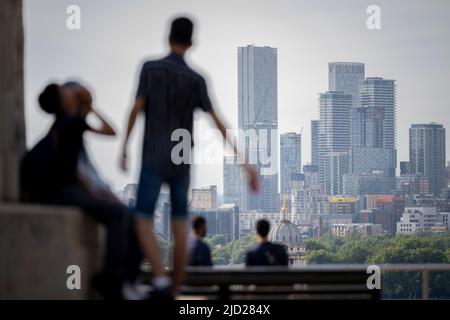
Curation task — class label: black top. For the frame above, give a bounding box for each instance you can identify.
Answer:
[51,116,89,191]
[246,242,289,266]
[136,53,213,177]
[21,115,88,202]
[189,238,213,267]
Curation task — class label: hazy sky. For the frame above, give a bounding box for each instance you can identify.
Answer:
[24,0,450,193]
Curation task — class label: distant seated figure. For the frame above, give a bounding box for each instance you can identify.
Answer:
[187,216,212,266]
[246,219,288,266]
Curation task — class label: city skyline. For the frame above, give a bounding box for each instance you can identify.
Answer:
[24,0,450,193]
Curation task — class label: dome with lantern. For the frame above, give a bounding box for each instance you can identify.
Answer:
[268,195,303,245]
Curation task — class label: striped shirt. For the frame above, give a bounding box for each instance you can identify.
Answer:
[136,53,212,177]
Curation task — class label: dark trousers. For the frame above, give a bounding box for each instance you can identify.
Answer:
[56,184,142,283]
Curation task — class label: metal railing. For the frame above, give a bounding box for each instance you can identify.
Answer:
[378,263,450,300]
[143,264,450,300]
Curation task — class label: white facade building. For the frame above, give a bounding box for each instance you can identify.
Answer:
[397,207,447,234]
[330,223,383,237]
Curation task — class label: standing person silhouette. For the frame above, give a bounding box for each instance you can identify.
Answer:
[121,16,259,298]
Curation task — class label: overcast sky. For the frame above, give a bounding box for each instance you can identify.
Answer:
[24,0,450,193]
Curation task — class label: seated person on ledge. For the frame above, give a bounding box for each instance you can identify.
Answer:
[187,216,213,267]
[246,219,288,267]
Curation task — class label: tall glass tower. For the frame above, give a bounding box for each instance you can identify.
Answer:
[280,132,302,196]
[318,91,353,191]
[409,123,446,196]
[311,120,319,166]
[358,77,397,150]
[223,156,242,206]
[328,62,365,107]
[238,45,279,212]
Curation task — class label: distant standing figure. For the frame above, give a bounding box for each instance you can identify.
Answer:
[187,216,212,266]
[246,219,288,266]
[121,16,259,298]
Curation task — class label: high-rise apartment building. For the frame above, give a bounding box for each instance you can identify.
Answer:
[358,77,397,150]
[223,156,242,206]
[190,185,217,209]
[323,152,350,195]
[328,62,365,107]
[446,161,450,188]
[318,91,352,193]
[409,123,446,196]
[238,45,279,212]
[280,132,302,196]
[311,120,319,166]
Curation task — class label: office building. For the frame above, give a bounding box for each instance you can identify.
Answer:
[409,123,446,196]
[328,62,365,107]
[346,77,398,195]
[223,156,242,206]
[311,120,319,166]
[349,147,396,177]
[327,196,358,215]
[330,223,383,237]
[397,207,445,234]
[323,152,350,196]
[280,132,302,196]
[358,78,397,150]
[190,185,217,209]
[447,161,450,188]
[360,196,405,235]
[343,173,396,196]
[318,91,352,192]
[400,161,410,175]
[190,204,240,243]
[238,45,279,212]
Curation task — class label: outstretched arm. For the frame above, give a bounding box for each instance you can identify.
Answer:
[208,109,260,192]
[120,97,145,171]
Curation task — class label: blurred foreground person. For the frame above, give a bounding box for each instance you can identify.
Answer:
[21,82,142,299]
[246,219,288,266]
[121,16,259,299]
[187,216,212,266]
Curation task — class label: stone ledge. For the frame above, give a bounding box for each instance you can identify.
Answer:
[0,203,104,299]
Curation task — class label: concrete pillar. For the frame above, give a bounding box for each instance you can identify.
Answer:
[0,0,26,202]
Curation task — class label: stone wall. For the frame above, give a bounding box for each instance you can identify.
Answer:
[0,204,104,299]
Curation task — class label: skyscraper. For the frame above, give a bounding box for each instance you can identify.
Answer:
[328,62,365,107]
[311,120,319,166]
[190,185,217,209]
[280,132,302,196]
[346,77,398,195]
[318,91,352,192]
[358,78,397,150]
[409,123,446,196]
[238,45,279,212]
[324,152,350,195]
[446,161,450,189]
[223,155,242,206]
